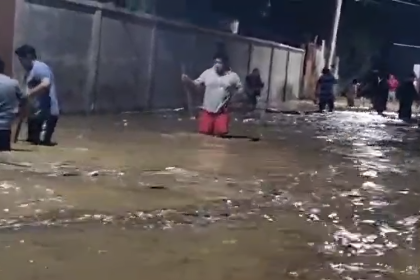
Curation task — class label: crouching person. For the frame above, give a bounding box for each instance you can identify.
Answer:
[0,57,26,151]
[181,54,242,137]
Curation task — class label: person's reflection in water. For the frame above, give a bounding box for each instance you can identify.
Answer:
[397,72,418,122]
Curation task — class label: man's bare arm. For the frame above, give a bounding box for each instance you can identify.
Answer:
[28,77,50,97]
[13,81,28,118]
[182,70,207,91]
[232,73,244,94]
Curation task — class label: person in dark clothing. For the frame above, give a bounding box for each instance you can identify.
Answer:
[316,68,337,112]
[245,68,264,111]
[397,73,418,121]
[372,72,389,115]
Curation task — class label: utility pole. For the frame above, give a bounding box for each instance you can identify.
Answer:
[327,0,343,69]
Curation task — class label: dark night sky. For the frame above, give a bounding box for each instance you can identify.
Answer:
[194,0,420,77]
[161,0,420,76]
[204,0,420,46]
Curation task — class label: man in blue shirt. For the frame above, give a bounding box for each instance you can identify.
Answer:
[0,57,26,151]
[14,45,59,145]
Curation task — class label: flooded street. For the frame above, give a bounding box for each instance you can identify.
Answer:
[0,110,419,280]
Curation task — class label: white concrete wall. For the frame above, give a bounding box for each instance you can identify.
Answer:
[13,0,305,113]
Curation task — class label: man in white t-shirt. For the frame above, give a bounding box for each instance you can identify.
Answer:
[181,54,242,136]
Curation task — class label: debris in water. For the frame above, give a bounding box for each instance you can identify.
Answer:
[397,189,409,194]
[263,214,273,222]
[88,171,99,177]
[340,189,361,198]
[361,170,378,178]
[62,171,81,177]
[378,224,398,235]
[149,185,166,190]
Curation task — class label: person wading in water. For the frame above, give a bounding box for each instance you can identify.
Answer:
[181,53,243,137]
[372,71,389,115]
[245,68,264,112]
[316,68,337,112]
[397,72,418,122]
[345,79,359,107]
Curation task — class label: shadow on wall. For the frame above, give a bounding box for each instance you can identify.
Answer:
[283,83,294,101]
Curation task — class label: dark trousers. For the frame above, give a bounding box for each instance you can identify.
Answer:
[373,96,387,115]
[319,98,335,112]
[27,117,45,144]
[43,115,59,144]
[27,115,58,145]
[0,130,11,152]
[248,94,258,111]
[398,101,413,120]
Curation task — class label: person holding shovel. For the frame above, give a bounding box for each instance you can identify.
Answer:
[14,45,59,145]
[181,53,243,137]
[0,57,26,151]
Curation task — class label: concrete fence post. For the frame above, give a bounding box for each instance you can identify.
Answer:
[145,23,157,109]
[84,6,103,113]
[264,47,274,111]
[245,42,252,74]
[282,51,291,102]
[298,51,306,99]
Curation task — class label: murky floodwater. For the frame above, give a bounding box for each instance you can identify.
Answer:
[0,110,419,280]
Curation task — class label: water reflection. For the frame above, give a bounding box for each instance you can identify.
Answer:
[0,110,419,279]
[268,110,420,278]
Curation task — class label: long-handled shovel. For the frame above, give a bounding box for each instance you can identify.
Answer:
[181,63,194,118]
[13,118,24,143]
[13,103,29,143]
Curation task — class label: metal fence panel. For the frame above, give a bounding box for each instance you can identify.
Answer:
[151,24,196,109]
[224,39,250,81]
[267,48,288,110]
[14,2,92,113]
[95,16,152,112]
[285,51,304,100]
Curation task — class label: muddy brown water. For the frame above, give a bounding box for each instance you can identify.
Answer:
[0,111,419,280]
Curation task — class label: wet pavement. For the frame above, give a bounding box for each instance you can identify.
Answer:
[1,110,419,280]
